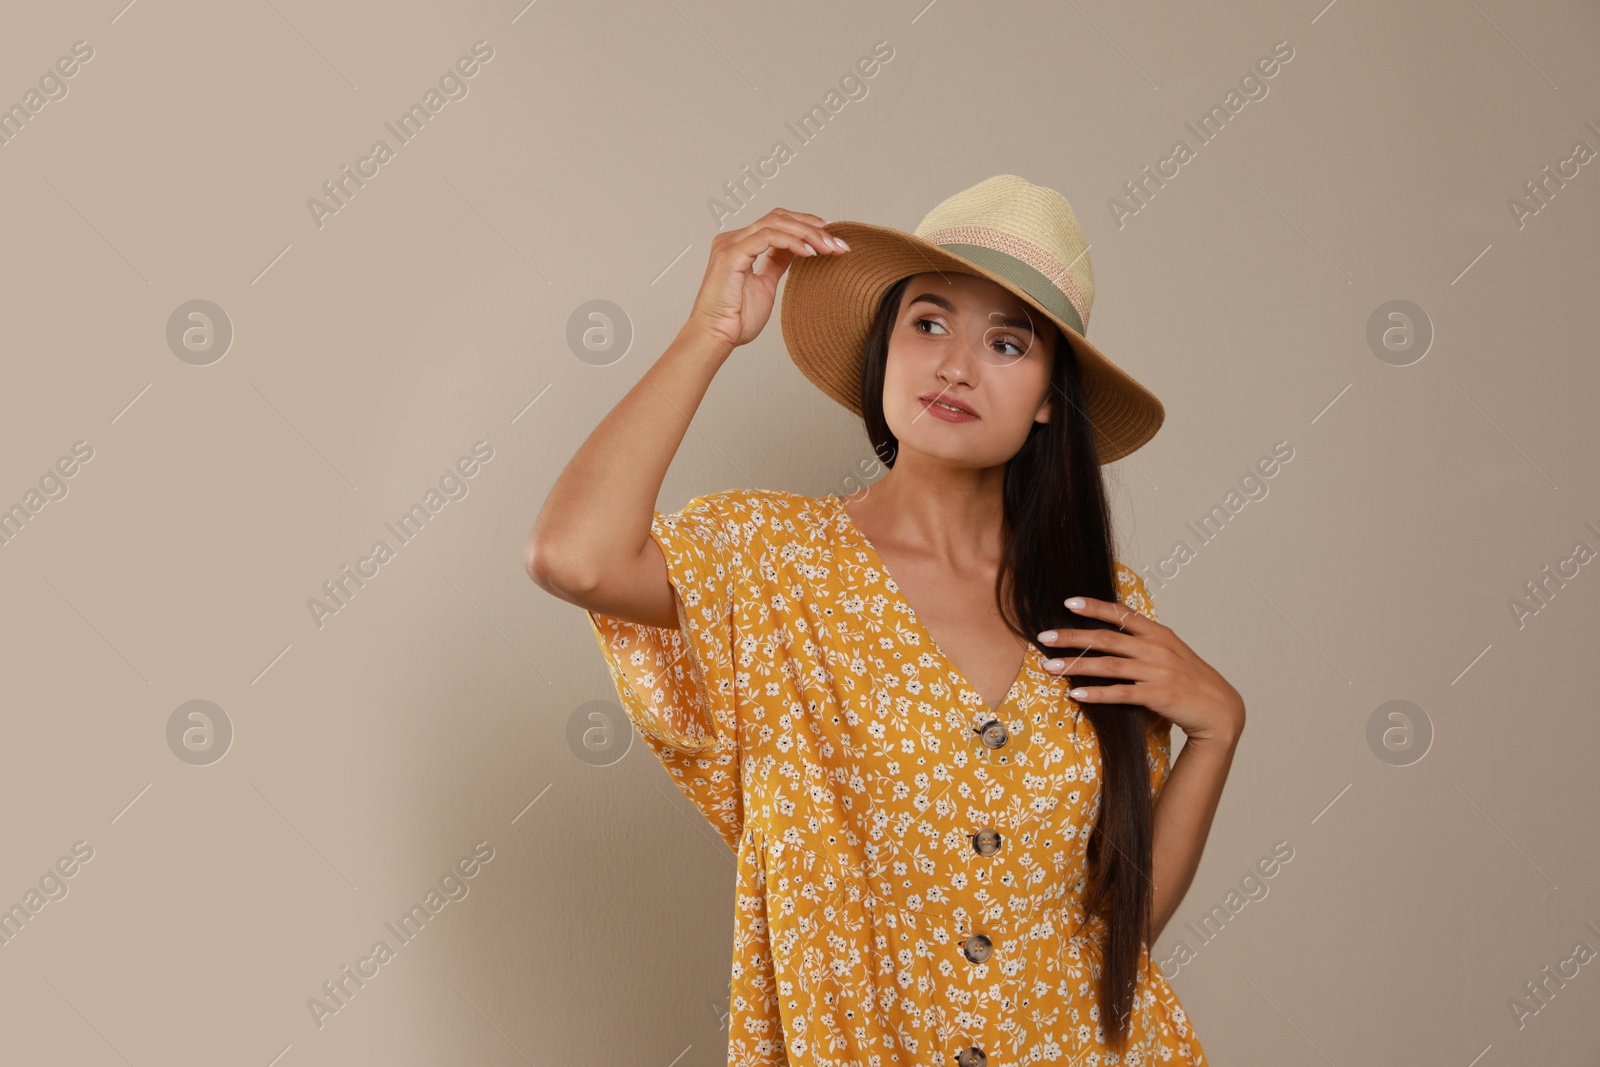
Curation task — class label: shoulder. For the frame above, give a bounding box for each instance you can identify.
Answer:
[1112,560,1158,623]
[675,487,812,520]
[668,488,820,546]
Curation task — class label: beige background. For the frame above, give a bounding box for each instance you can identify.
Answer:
[2,0,1597,1063]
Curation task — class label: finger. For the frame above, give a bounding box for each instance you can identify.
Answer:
[737,222,822,260]
[1043,655,1152,682]
[725,228,822,274]
[1059,595,1156,634]
[752,213,849,253]
[1067,682,1145,704]
[751,246,789,277]
[713,214,811,255]
[768,207,830,229]
[750,234,801,276]
[1035,627,1138,656]
[721,213,814,249]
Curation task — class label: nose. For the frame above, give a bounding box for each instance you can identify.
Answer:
[937,360,971,389]
[935,326,984,386]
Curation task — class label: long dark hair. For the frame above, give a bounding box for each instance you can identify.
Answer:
[857,275,1155,1051]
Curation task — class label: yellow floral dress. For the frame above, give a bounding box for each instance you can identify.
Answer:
[588,488,1207,1067]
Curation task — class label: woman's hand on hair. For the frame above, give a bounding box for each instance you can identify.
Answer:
[1035,597,1245,747]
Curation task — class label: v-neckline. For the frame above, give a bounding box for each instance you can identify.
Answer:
[830,494,1032,720]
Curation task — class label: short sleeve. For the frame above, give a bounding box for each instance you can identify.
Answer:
[1115,562,1173,803]
[586,489,766,851]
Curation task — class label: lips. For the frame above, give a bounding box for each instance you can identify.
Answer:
[920,393,979,418]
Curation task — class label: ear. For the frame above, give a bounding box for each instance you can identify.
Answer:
[1034,331,1064,424]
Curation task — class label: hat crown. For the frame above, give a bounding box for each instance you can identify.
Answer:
[912,174,1096,333]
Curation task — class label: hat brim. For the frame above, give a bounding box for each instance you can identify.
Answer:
[778,220,1164,465]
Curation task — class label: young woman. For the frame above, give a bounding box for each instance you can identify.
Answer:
[527,175,1244,1066]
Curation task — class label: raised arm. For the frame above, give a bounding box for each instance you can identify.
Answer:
[524,208,848,628]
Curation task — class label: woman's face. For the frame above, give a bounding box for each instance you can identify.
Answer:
[880,271,1060,469]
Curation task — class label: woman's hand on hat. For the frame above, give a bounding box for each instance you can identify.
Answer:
[686,208,849,352]
[1036,597,1245,748]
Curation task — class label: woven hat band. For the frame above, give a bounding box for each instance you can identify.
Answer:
[934,242,1088,338]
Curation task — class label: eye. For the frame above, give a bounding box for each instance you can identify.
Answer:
[911,315,949,336]
[991,333,1027,357]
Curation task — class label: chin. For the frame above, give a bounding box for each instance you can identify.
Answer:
[888,410,1006,466]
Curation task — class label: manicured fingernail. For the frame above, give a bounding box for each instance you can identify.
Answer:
[835,237,850,250]
[1044,658,1064,671]
[1070,688,1089,699]
[803,241,817,255]
[1038,631,1057,643]
[1065,597,1086,609]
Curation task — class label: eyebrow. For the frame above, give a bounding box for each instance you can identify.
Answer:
[907,292,1036,333]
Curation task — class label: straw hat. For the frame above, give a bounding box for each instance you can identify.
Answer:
[779,174,1163,464]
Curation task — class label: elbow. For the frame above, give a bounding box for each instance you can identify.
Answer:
[523,538,545,586]
[524,535,601,601]
[522,533,544,584]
